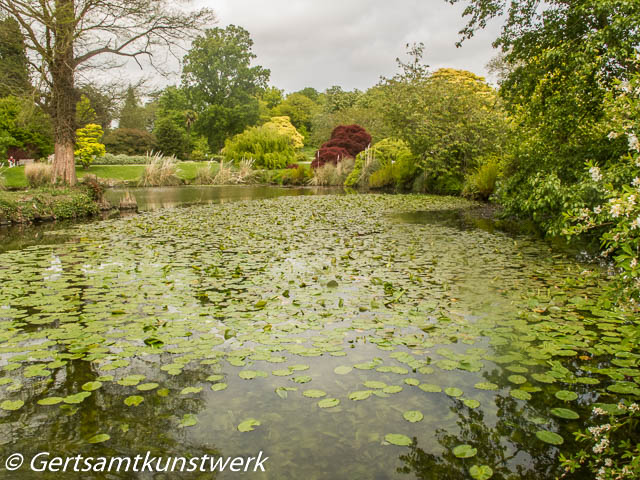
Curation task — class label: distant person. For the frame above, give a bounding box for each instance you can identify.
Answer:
[8,156,16,167]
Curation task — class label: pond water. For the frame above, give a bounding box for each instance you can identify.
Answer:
[0,191,636,480]
[104,185,343,211]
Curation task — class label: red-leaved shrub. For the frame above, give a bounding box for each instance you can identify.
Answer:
[313,124,371,168]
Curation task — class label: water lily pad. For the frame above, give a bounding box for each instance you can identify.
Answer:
[272,369,292,376]
[419,383,442,393]
[293,376,312,384]
[179,413,197,428]
[383,385,403,394]
[239,370,258,380]
[37,397,63,406]
[555,390,578,401]
[474,382,498,391]
[289,364,310,371]
[211,383,228,391]
[238,418,261,432]
[206,375,224,382]
[81,381,102,392]
[303,389,326,398]
[385,434,412,446]
[463,399,481,409]
[349,390,373,401]
[508,375,527,385]
[510,389,532,401]
[0,399,24,411]
[403,410,423,423]
[445,387,463,397]
[469,465,493,480]
[334,366,352,375]
[275,386,296,399]
[87,434,110,444]
[536,430,564,445]
[550,408,579,420]
[63,392,91,404]
[404,378,420,386]
[318,398,340,408]
[453,444,477,458]
[124,395,144,407]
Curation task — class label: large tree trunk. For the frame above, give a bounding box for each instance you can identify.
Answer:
[51,0,77,186]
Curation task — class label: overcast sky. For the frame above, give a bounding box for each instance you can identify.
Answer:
[115,1,503,94]
[191,0,503,93]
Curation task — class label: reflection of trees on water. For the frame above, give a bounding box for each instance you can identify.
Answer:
[397,395,563,480]
[0,358,220,480]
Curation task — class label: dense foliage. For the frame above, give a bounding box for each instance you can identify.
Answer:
[223,125,295,169]
[0,96,53,159]
[313,124,371,168]
[74,123,106,169]
[103,129,157,156]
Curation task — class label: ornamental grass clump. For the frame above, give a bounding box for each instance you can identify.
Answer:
[309,157,354,186]
[25,163,52,187]
[139,152,180,187]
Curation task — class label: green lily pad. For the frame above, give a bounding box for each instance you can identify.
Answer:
[303,389,326,398]
[403,410,423,423]
[124,395,144,407]
[239,370,258,380]
[474,382,499,391]
[445,387,463,397]
[0,399,24,411]
[334,365,352,375]
[180,386,203,395]
[469,465,494,480]
[349,390,373,401]
[179,414,198,428]
[510,389,532,401]
[463,398,481,409]
[293,376,312,384]
[63,392,91,404]
[419,383,442,393]
[318,398,340,408]
[211,383,228,391]
[383,385,403,394]
[363,381,387,389]
[508,375,527,385]
[238,418,261,432]
[37,397,63,406]
[81,381,102,392]
[385,434,412,446]
[555,390,578,401]
[550,408,579,420]
[536,430,564,445]
[272,369,292,376]
[87,434,110,444]
[404,378,420,386]
[453,444,477,458]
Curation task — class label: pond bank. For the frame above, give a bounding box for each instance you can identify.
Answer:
[0,186,105,225]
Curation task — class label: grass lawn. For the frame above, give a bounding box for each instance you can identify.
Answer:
[78,165,146,182]
[1,166,28,188]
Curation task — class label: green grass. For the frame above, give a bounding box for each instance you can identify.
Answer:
[78,165,146,182]
[1,166,29,188]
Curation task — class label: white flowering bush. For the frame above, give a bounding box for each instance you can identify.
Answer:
[563,73,640,303]
[559,403,640,480]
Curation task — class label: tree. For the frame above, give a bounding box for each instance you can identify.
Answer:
[74,123,105,168]
[119,86,148,130]
[154,117,188,158]
[0,1,214,184]
[446,0,640,227]
[78,84,117,131]
[182,25,270,151]
[273,92,319,133]
[0,16,30,97]
[75,94,97,128]
[0,95,53,159]
[102,128,157,155]
[263,116,304,149]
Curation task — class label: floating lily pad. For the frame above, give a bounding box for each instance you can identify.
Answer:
[383,385,403,394]
[211,383,228,392]
[87,434,110,444]
[404,378,420,386]
[510,389,532,401]
[124,395,144,407]
[272,369,292,377]
[363,381,387,389]
[238,418,261,432]
[63,392,91,404]
[508,375,527,385]
[293,376,312,384]
[275,386,297,399]
[419,383,442,393]
[303,389,326,398]
[179,414,197,428]
[536,430,564,445]
[469,465,494,480]
[550,408,579,420]
[180,386,203,395]
[463,399,481,409]
[318,398,340,408]
[0,400,24,411]
[239,371,258,380]
[334,366,352,375]
[349,390,373,401]
[37,397,63,406]
[385,434,412,446]
[445,387,463,397]
[474,382,499,391]
[555,390,578,401]
[453,444,477,458]
[81,381,102,392]
[403,410,423,423]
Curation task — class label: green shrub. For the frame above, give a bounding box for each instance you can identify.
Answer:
[103,128,157,155]
[139,152,181,187]
[24,163,52,187]
[93,153,149,165]
[462,157,501,200]
[223,125,295,169]
[368,164,394,189]
[155,117,190,159]
[345,138,416,189]
[280,165,311,185]
[75,123,106,169]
